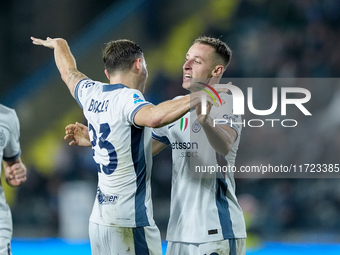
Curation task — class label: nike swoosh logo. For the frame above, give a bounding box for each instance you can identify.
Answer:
[168,124,175,129]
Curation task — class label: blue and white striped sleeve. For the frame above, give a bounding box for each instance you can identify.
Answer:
[74,78,94,109]
[125,90,152,128]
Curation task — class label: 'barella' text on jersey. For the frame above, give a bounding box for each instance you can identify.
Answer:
[88,99,109,113]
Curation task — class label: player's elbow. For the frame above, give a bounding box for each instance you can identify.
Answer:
[146,116,165,128]
[215,142,233,157]
[59,71,69,84]
[135,106,169,128]
[145,111,171,128]
[222,143,233,156]
[59,66,79,87]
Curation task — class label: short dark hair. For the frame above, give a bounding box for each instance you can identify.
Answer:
[103,39,143,75]
[193,36,232,68]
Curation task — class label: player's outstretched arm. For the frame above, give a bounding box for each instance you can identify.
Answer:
[3,158,27,187]
[64,122,92,147]
[31,36,87,98]
[134,89,222,128]
[134,96,190,128]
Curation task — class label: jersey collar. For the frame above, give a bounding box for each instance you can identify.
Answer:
[102,83,128,92]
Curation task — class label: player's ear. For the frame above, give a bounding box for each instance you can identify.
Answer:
[212,65,224,77]
[104,69,110,80]
[135,58,143,73]
[131,58,142,74]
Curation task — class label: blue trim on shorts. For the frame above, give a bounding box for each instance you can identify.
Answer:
[229,239,237,255]
[131,126,149,226]
[132,227,150,255]
[7,242,11,255]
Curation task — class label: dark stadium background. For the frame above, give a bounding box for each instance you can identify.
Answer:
[1,0,340,254]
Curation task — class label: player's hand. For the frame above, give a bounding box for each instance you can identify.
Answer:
[31,36,58,49]
[190,82,230,109]
[194,82,231,125]
[64,122,92,147]
[190,90,219,109]
[5,162,27,187]
[196,101,213,125]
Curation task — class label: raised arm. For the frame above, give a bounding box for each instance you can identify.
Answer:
[3,157,27,187]
[31,37,87,98]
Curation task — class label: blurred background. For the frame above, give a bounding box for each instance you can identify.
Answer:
[1,0,340,253]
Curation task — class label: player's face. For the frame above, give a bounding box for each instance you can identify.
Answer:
[182,43,216,91]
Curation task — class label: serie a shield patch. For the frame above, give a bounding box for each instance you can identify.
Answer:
[179,117,188,131]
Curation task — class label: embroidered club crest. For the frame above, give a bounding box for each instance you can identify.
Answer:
[192,119,202,133]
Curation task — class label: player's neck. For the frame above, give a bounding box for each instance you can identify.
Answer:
[109,73,145,93]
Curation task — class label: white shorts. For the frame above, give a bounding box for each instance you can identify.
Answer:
[89,221,162,255]
[0,237,11,255]
[166,238,246,255]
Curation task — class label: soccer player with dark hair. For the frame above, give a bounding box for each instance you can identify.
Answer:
[64,36,246,255]
[31,36,217,255]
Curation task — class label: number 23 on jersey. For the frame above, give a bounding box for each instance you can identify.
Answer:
[89,123,118,174]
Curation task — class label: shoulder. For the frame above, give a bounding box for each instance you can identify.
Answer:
[75,79,108,108]
[0,104,18,122]
[121,88,149,105]
[0,105,19,136]
[0,104,16,115]
[77,78,104,90]
[172,95,185,100]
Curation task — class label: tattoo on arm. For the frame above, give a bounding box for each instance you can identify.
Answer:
[67,68,86,95]
[67,68,80,84]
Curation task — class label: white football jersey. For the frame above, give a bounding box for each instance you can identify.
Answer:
[0,104,21,238]
[75,78,155,228]
[152,93,247,243]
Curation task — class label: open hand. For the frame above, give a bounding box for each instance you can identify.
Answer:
[64,122,91,147]
[31,36,57,49]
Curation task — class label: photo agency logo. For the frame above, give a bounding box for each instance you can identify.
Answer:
[198,79,312,128]
[189,79,340,179]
